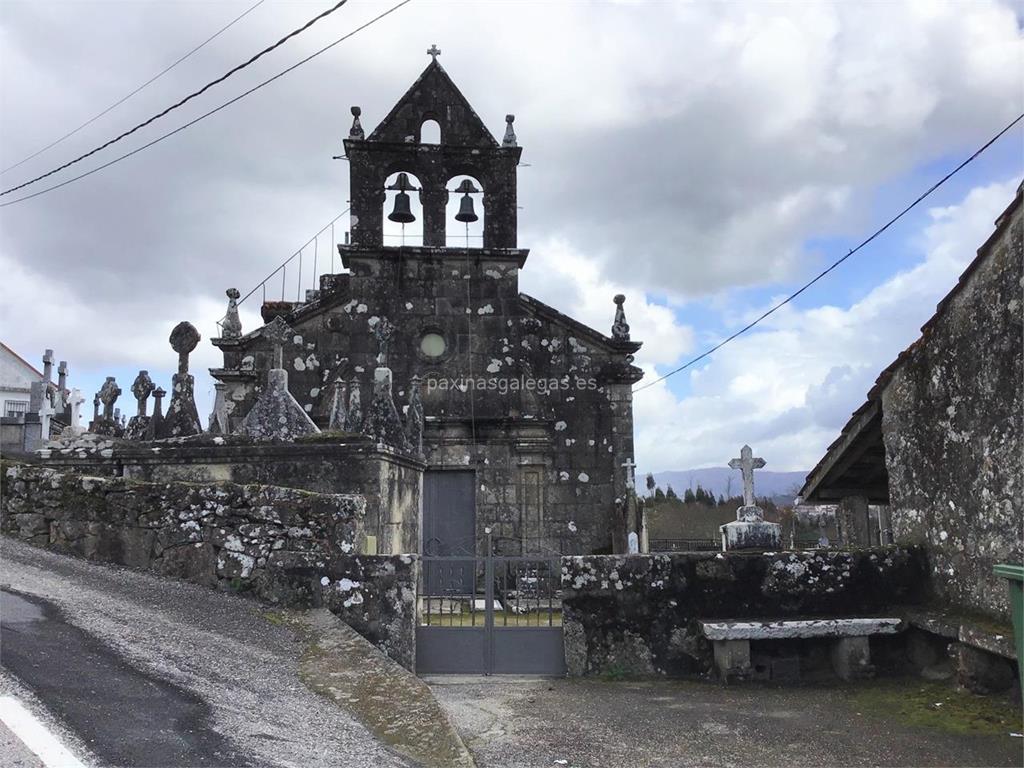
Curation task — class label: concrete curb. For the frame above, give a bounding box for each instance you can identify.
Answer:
[291,609,475,767]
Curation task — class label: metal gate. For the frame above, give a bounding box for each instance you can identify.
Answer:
[415,549,566,675]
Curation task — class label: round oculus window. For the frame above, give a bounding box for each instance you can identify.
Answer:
[419,332,447,358]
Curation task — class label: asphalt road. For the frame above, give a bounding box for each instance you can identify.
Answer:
[2,589,248,767]
[0,538,410,768]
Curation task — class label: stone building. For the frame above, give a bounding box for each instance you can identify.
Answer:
[801,182,1023,622]
[0,343,81,454]
[210,56,643,556]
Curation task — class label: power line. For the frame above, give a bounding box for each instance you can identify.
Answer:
[1,0,350,197]
[0,0,413,208]
[633,111,1024,394]
[0,0,267,176]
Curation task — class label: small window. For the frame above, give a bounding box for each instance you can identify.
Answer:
[4,400,28,419]
[420,332,446,358]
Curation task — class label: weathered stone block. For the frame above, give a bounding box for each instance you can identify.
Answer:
[954,642,1016,694]
[831,636,873,681]
[721,520,781,551]
[713,640,751,679]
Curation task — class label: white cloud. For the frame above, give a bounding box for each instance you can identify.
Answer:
[633,177,1020,473]
[519,238,694,369]
[0,1,1019,454]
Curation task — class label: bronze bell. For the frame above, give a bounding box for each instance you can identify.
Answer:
[453,178,480,223]
[387,172,416,224]
[455,193,478,223]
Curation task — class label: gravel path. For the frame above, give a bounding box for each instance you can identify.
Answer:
[0,538,410,768]
[429,675,1023,768]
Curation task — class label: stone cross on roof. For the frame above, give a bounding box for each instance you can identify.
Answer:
[169,322,200,375]
[729,444,766,508]
[427,44,441,61]
[262,316,294,370]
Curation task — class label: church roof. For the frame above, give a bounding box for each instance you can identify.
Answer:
[366,59,499,148]
[519,293,643,355]
[800,180,1023,504]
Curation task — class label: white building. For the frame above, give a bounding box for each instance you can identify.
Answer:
[0,341,44,421]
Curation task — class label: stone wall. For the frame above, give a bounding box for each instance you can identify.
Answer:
[883,197,1023,622]
[561,549,925,677]
[320,554,419,671]
[35,433,423,555]
[1,463,365,605]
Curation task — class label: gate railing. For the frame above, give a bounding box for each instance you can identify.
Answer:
[418,553,562,629]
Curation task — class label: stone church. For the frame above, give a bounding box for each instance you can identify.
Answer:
[209,56,643,557]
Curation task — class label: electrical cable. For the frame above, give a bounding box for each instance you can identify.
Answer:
[1,0,350,197]
[0,0,267,175]
[633,111,1024,394]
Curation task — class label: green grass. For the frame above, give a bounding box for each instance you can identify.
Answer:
[851,679,1023,736]
[422,610,562,628]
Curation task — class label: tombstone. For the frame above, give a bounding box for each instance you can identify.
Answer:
[90,377,122,435]
[363,366,410,451]
[41,349,54,384]
[237,317,320,441]
[221,288,243,339]
[146,387,166,440]
[208,382,230,435]
[343,378,363,433]
[56,360,68,394]
[159,322,203,438]
[55,361,69,418]
[371,316,395,367]
[405,375,424,457]
[720,444,781,551]
[628,531,640,554]
[327,377,348,431]
[124,370,155,440]
[61,388,86,436]
[27,380,55,445]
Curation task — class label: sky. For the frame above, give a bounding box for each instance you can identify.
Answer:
[0,0,1021,473]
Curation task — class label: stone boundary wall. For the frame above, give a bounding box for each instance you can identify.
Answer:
[1,463,365,606]
[561,549,925,677]
[320,554,419,671]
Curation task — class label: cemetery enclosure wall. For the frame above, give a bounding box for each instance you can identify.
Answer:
[35,435,424,555]
[321,553,419,671]
[561,550,925,677]
[882,199,1022,623]
[1,463,367,605]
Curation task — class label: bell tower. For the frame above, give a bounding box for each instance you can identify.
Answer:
[343,47,522,249]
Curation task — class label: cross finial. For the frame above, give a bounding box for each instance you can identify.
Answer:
[728,444,766,508]
[427,44,441,61]
[622,458,637,490]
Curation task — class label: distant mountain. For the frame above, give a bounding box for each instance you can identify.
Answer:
[647,467,807,506]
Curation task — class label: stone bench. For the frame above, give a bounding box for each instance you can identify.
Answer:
[699,618,903,681]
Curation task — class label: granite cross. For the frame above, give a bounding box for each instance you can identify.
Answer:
[169,322,200,375]
[621,458,637,491]
[427,44,441,61]
[728,444,766,508]
[262,316,294,370]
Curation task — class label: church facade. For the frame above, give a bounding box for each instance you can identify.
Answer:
[211,57,643,556]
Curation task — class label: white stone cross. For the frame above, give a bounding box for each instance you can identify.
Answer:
[427,44,441,61]
[622,458,637,490]
[728,444,766,508]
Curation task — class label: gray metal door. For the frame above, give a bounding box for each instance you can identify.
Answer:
[423,470,476,594]
[415,549,566,676]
